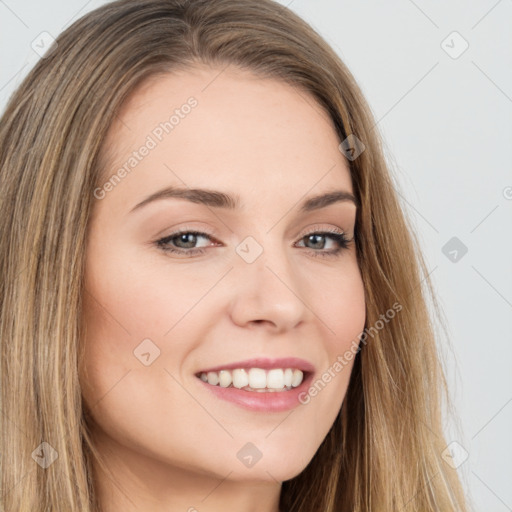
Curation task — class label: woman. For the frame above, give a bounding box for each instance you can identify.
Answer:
[0,0,469,510]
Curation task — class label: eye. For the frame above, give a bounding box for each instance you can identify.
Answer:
[155,226,353,258]
[156,230,215,256]
[294,227,352,259]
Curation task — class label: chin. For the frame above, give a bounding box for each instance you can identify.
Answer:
[224,450,315,483]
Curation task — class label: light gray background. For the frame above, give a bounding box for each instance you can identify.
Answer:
[1,1,511,510]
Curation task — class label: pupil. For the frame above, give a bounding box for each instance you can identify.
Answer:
[308,234,324,249]
[179,233,196,248]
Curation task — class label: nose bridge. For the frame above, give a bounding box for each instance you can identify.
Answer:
[228,233,308,331]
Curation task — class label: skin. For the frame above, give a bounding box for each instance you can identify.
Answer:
[80,64,366,512]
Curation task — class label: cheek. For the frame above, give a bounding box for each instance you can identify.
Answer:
[79,240,220,409]
[306,256,366,350]
[82,239,213,341]
[79,274,199,457]
[298,257,365,411]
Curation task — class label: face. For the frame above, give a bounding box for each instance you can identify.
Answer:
[80,65,366,487]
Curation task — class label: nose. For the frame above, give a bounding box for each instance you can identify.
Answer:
[228,244,309,333]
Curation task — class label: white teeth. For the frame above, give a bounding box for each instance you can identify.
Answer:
[199,367,305,391]
[232,369,249,389]
[291,369,303,387]
[218,370,232,388]
[206,371,219,386]
[283,368,293,387]
[248,368,267,389]
[267,369,285,389]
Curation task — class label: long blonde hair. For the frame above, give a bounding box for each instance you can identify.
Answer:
[0,0,468,510]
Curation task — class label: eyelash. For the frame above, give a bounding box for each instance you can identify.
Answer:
[155,226,353,259]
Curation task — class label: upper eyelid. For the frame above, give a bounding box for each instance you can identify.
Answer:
[159,225,349,242]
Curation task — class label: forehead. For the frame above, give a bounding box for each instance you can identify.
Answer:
[98,65,353,212]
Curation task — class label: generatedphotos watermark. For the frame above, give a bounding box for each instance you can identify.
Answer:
[93,96,198,200]
[298,301,403,405]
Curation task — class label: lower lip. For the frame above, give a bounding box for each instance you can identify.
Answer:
[195,373,314,412]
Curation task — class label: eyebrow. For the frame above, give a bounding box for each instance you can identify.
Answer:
[129,186,359,214]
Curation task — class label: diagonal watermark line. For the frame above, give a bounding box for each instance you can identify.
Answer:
[264,265,336,335]
[56,386,135,509]
[12,246,39,282]
[290,80,338,131]
[83,287,132,336]
[472,61,512,104]
[68,67,131,131]
[406,0,439,28]
[266,163,336,234]
[405,265,438,300]
[163,267,234,336]
[471,265,512,308]
[107,106,131,131]
[265,470,280,484]
[201,62,231,93]
[472,471,512,510]
[265,409,295,438]
[399,470,440,511]
[0,63,28,92]
[472,395,512,440]
[61,0,94,30]
[163,163,235,234]
[396,190,439,234]
[471,0,503,30]
[98,467,138,509]
[0,407,30,440]
[400,400,441,440]
[470,204,499,233]
[200,471,234,503]
[275,0,296,14]
[371,62,440,130]
[163,368,234,438]
[0,0,29,28]
[90,369,132,409]
[0,467,36,501]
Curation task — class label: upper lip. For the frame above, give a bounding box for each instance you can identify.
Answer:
[196,357,315,375]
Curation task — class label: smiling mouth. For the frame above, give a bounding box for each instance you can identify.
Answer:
[195,367,307,392]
